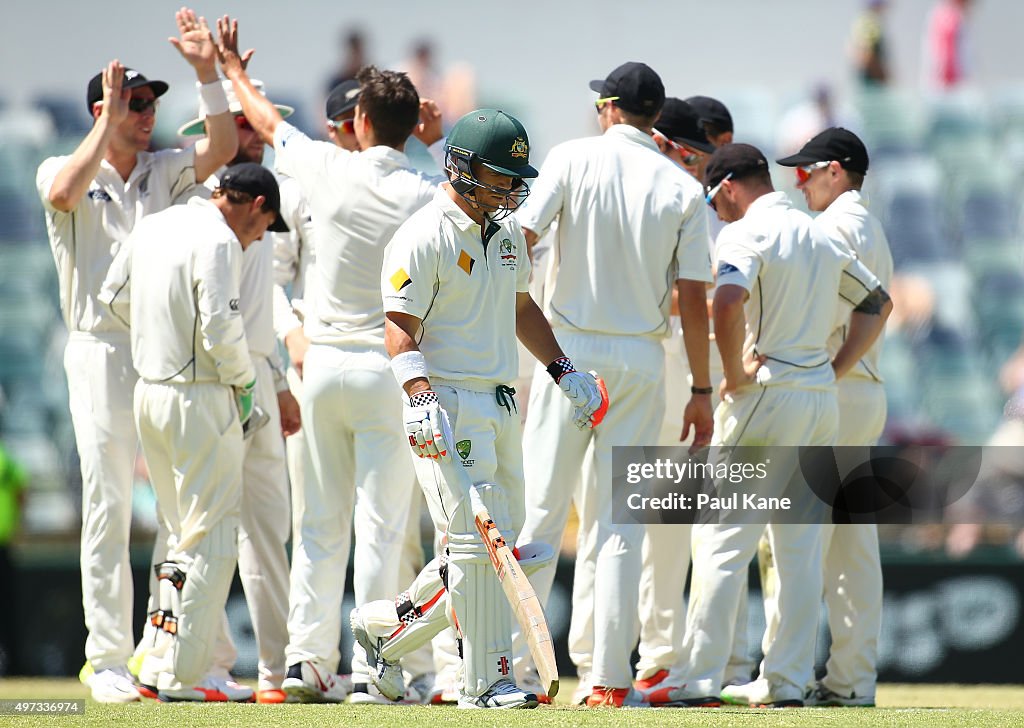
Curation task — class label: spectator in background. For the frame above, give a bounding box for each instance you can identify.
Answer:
[849,0,891,86]
[923,0,974,89]
[0,441,27,676]
[325,28,368,93]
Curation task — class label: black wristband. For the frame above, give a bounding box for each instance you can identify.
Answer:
[691,386,714,395]
[546,357,575,382]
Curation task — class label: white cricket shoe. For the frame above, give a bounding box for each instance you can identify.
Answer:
[428,663,461,704]
[207,671,255,702]
[158,675,231,702]
[87,666,141,703]
[349,678,399,704]
[805,682,875,707]
[572,669,594,705]
[457,678,538,709]
[721,678,803,707]
[350,607,404,701]
[282,661,352,703]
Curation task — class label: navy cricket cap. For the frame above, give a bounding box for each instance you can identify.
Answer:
[776,127,870,174]
[87,68,168,112]
[703,143,769,190]
[325,80,361,118]
[589,62,665,116]
[219,163,289,233]
[685,95,733,134]
[654,98,714,154]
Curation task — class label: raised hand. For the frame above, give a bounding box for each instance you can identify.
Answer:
[214,15,255,79]
[101,59,130,124]
[169,7,217,80]
[412,99,444,146]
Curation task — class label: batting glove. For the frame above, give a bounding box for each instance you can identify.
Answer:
[547,357,610,429]
[404,390,455,461]
[234,380,256,425]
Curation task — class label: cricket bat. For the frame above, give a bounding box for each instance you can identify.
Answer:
[474,507,559,698]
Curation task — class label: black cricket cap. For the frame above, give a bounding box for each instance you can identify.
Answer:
[589,62,665,116]
[325,80,361,118]
[86,68,168,112]
[685,95,733,134]
[219,163,289,233]
[655,98,714,154]
[776,127,869,174]
[703,143,770,190]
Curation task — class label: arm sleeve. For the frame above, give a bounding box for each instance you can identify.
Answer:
[36,156,70,214]
[512,222,533,293]
[714,227,762,293]
[381,224,439,320]
[839,256,882,308]
[194,238,256,387]
[675,191,714,284]
[273,121,347,199]
[514,145,567,236]
[98,230,136,329]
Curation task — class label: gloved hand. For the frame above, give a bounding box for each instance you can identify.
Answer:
[547,357,610,429]
[234,380,256,425]
[404,390,455,460]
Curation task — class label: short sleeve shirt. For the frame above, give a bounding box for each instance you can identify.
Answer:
[515,124,712,338]
[36,148,198,334]
[715,191,881,389]
[382,187,531,387]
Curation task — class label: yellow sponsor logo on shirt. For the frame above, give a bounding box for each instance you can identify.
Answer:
[457,250,475,275]
[390,268,412,291]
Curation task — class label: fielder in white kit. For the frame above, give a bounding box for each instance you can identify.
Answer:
[513,62,714,707]
[777,127,892,707]
[34,9,237,702]
[656,143,892,707]
[215,17,440,702]
[349,108,607,710]
[101,163,287,700]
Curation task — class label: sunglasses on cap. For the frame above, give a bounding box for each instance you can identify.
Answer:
[795,160,831,184]
[128,97,159,114]
[705,172,734,211]
[327,117,356,134]
[594,96,619,113]
[653,129,703,167]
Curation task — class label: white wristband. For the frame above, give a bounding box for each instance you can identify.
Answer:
[391,350,429,387]
[199,79,230,118]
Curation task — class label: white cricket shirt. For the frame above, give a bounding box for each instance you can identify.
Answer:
[120,197,254,387]
[273,122,438,347]
[382,186,531,388]
[715,191,882,390]
[36,148,198,334]
[515,123,712,338]
[269,174,316,341]
[815,190,893,383]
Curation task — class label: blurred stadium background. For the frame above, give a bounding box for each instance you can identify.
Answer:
[2,0,1023,689]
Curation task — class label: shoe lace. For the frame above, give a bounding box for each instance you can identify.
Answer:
[489,678,521,696]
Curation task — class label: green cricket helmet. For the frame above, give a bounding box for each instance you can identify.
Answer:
[444,109,538,220]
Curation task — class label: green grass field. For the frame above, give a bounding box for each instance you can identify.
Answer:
[2,679,1023,728]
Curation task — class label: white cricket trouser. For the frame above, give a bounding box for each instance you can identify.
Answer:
[520,331,664,689]
[565,447,597,682]
[359,382,525,698]
[821,378,884,698]
[210,356,291,690]
[674,385,837,700]
[285,365,307,557]
[286,343,413,669]
[65,332,138,672]
[134,380,243,690]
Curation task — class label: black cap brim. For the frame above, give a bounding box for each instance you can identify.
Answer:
[775,151,822,168]
[669,135,715,155]
[126,78,169,98]
[589,80,606,94]
[268,213,289,233]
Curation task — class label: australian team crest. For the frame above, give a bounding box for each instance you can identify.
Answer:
[510,137,528,159]
[499,238,517,269]
[456,439,474,466]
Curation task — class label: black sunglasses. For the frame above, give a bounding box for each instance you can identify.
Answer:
[128,97,159,114]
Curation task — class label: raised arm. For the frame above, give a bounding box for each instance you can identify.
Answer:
[215,15,282,146]
[47,60,128,212]
[170,8,237,181]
